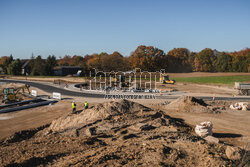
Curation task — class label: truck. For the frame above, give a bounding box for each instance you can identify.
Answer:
[234,82,250,95]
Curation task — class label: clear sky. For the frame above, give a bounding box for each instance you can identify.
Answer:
[0,0,249,59]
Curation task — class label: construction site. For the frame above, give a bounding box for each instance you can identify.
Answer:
[0,73,249,166]
[2,0,250,165]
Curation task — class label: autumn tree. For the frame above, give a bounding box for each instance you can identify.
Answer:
[188,52,198,71]
[166,48,192,72]
[87,52,108,71]
[129,45,167,71]
[101,51,129,71]
[71,55,85,66]
[2,55,14,74]
[0,56,8,66]
[194,48,216,72]
[231,48,250,72]
[57,55,72,66]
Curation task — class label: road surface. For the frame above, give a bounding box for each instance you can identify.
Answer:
[1,79,250,101]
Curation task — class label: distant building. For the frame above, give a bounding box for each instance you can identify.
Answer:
[21,59,31,75]
[53,66,83,76]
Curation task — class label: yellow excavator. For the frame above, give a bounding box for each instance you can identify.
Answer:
[160,75,175,84]
[2,84,30,104]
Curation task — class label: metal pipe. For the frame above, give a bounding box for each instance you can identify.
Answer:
[0,100,58,114]
[0,98,43,109]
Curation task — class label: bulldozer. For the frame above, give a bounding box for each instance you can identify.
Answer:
[160,75,175,84]
[2,84,30,104]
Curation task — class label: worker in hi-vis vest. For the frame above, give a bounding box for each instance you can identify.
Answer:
[84,101,88,109]
[72,101,76,113]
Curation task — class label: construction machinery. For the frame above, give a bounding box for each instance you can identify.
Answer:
[2,84,30,104]
[160,75,175,84]
[235,82,250,95]
[111,75,125,87]
[110,73,134,87]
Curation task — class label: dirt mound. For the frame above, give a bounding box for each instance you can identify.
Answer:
[2,124,49,144]
[166,96,211,113]
[0,100,245,166]
[47,99,149,134]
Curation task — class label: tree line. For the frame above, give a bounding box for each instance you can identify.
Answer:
[0,46,249,76]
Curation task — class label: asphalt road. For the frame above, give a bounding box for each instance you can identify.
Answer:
[0,79,104,98]
[1,79,250,101]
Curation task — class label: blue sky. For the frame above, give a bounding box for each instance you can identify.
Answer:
[0,0,249,58]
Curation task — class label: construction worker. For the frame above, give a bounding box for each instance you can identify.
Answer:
[72,101,76,113]
[84,101,88,109]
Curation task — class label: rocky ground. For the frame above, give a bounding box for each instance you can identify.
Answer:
[0,99,249,166]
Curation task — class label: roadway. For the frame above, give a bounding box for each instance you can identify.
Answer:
[0,79,104,98]
[1,79,250,101]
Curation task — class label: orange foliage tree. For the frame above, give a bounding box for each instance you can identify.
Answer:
[194,48,216,72]
[129,45,167,71]
[166,48,192,72]
[230,48,250,72]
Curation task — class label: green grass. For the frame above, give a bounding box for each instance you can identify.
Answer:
[173,75,250,85]
[6,74,250,86]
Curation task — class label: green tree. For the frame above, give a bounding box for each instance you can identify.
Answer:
[31,56,45,75]
[215,52,232,72]
[232,55,249,72]
[195,48,216,72]
[44,55,57,75]
[7,59,22,75]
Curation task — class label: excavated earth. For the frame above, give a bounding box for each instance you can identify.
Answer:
[0,99,248,166]
[165,96,223,114]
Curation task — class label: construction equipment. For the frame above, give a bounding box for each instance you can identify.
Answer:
[235,82,250,95]
[111,73,134,87]
[2,84,30,104]
[111,75,126,87]
[160,75,175,84]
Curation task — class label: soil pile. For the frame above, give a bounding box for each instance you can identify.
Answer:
[47,100,148,135]
[166,96,210,113]
[0,100,245,166]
